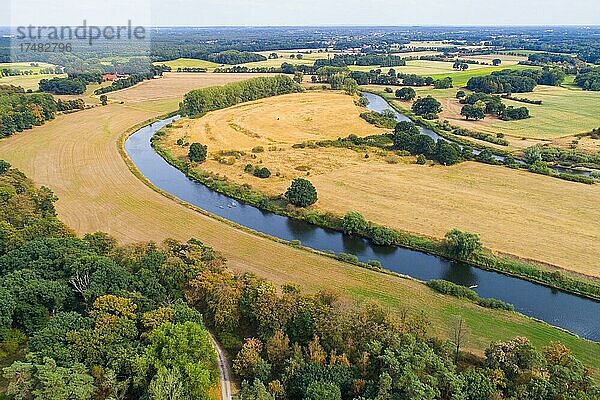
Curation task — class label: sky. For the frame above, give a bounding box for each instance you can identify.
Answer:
[2,0,600,27]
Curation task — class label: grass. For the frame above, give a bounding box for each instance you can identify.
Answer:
[0,73,598,376]
[0,73,67,90]
[429,64,539,87]
[162,90,600,278]
[0,61,56,72]
[402,83,600,140]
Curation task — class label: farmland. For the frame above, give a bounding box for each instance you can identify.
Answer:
[1,73,598,374]
[160,89,600,277]
[155,58,223,72]
[394,83,600,140]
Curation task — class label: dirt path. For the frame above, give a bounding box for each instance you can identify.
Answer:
[210,335,232,400]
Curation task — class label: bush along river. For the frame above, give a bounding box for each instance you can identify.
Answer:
[362,92,593,177]
[125,115,600,342]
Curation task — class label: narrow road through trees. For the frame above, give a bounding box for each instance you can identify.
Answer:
[210,334,232,400]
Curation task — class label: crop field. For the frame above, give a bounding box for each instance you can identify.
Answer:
[154,58,224,71]
[106,72,280,108]
[162,90,600,277]
[0,76,598,372]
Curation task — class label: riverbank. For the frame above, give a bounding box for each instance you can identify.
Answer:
[121,106,600,376]
[152,133,600,302]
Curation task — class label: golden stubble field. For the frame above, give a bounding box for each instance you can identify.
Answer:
[0,73,599,370]
[162,90,600,277]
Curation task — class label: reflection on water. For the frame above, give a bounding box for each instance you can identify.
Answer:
[124,115,600,342]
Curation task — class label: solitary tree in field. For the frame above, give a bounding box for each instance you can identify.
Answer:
[285,178,317,207]
[411,96,442,118]
[188,143,208,163]
[99,95,107,106]
[395,87,416,101]
[492,58,502,66]
[445,228,482,259]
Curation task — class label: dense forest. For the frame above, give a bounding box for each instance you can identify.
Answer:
[0,86,57,137]
[0,163,598,400]
[0,163,220,400]
[180,75,302,117]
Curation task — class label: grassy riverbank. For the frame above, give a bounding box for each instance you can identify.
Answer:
[152,131,600,301]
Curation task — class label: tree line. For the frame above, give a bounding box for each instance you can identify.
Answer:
[180,75,302,117]
[187,260,599,400]
[0,86,57,137]
[466,68,565,94]
[314,54,407,68]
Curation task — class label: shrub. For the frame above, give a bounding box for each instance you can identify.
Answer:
[253,167,271,179]
[189,143,208,162]
[445,229,482,259]
[427,280,479,301]
[368,225,400,246]
[342,211,369,235]
[368,260,382,268]
[285,178,317,207]
[416,154,426,165]
[251,146,264,153]
[0,160,10,174]
[528,160,552,175]
[477,297,515,311]
[244,164,254,173]
[337,253,359,263]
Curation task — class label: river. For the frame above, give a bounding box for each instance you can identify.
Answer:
[124,110,600,342]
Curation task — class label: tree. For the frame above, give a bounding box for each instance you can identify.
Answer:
[524,145,543,164]
[342,77,359,95]
[416,154,426,165]
[395,87,416,101]
[188,143,208,163]
[305,381,341,400]
[460,104,485,121]
[342,211,369,235]
[138,321,218,399]
[445,229,482,259]
[453,317,468,363]
[436,141,461,165]
[293,72,304,84]
[492,58,502,66]
[368,225,400,246]
[285,178,317,207]
[455,90,466,99]
[411,96,442,118]
[99,95,107,106]
[3,357,95,400]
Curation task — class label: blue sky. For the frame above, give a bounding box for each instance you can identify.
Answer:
[3,0,600,26]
